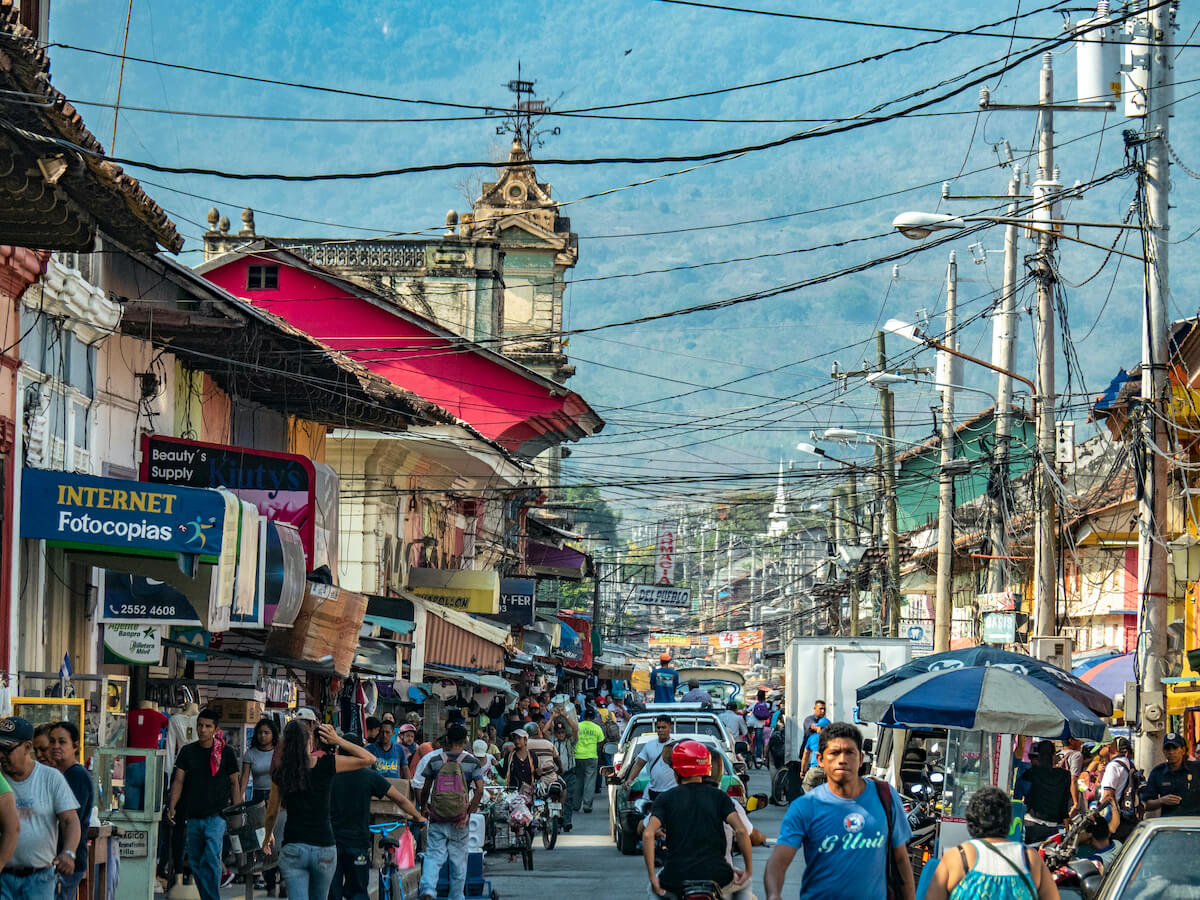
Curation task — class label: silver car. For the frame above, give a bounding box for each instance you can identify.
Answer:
[1084,816,1200,900]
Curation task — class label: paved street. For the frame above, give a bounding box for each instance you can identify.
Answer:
[483,767,788,900]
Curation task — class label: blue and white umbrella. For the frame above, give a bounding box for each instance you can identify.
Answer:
[856,665,1108,740]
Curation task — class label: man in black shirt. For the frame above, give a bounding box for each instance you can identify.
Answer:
[165,708,239,900]
[643,740,751,899]
[329,735,426,900]
[1016,740,1071,843]
[1140,732,1200,817]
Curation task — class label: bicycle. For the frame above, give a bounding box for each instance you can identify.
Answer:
[370,819,424,900]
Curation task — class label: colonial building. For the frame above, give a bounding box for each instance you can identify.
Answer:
[201,140,577,385]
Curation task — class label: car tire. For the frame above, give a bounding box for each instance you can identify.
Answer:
[616,824,639,855]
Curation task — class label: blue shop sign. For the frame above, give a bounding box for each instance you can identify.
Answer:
[484,577,536,627]
[21,469,227,559]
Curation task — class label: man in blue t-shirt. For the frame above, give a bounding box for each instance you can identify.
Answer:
[800,717,829,769]
[765,722,915,900]
[650,653,679,703]
[366,720,406,777]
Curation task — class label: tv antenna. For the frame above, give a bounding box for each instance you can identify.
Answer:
[491,62,561,150]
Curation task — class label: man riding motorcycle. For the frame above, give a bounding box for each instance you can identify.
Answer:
[642,740,753,900]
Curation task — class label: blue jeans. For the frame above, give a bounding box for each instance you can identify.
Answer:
[419,822,469,900]
[53,870,84,900]
[0,869,57,900]
[184,815,226,900]
[277,842,335,900]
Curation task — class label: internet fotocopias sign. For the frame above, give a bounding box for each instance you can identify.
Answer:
[20,469,227,558]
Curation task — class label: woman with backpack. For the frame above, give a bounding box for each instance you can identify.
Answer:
[262,719,376,900]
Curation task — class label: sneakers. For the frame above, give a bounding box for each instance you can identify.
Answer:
[220,871,235,888]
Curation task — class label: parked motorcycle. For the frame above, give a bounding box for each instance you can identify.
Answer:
[904,777,940,880]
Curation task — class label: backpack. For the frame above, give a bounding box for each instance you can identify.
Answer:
[428,755,470,822]
[602,715,620,743]
[753,701,771,720]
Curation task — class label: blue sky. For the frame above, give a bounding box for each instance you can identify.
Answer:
[46,1,1200,527]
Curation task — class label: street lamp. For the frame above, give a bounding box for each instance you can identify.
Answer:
[883,318,1036,395]
[891,211,1144,260]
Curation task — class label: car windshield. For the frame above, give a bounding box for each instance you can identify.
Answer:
[1119,828,1200,900]
[625,719,724,744]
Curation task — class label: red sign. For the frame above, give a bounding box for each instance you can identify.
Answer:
[655,520,677,586]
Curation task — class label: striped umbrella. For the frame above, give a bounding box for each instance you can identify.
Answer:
[1077,653,1135,702]
[856,665,1108,740]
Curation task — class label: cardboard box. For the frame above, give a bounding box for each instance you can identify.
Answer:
[210,699,264,724]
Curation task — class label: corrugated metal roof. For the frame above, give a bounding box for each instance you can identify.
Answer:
[424,612,504,672]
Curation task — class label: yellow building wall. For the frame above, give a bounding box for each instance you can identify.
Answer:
[288,417,327,463]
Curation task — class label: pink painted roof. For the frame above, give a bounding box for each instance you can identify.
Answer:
[195,242,602,456]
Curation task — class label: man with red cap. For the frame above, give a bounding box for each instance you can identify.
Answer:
[642,740,752,899]
[650,653,679,704]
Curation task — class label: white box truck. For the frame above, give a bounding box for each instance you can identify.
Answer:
[784,637,913,762]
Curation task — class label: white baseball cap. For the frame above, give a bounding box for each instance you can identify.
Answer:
[293,708,318,722]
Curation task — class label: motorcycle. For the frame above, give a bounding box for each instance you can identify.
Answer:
[634,797,668,866]
[1038,812,1103,898]
[673,881,725,900]
[904,777,940,880]
[504,790,536,871]
[532,775,565,850]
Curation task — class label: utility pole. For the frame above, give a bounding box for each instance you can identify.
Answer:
[988,170,1023,596]
[1032,52,1061,643]
[832,340,931,636]
[1136,0,1173,773]
[934,252,958,653]
[878,334,903,638]
[847,472,861,637]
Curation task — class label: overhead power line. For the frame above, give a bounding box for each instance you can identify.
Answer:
[21,8,1134,184]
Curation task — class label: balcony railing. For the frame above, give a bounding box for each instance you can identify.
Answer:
[279,239,428,271]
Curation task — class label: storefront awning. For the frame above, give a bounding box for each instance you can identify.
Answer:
[526,541,591,580]
[556,614,593,669]
[420,595,508,673]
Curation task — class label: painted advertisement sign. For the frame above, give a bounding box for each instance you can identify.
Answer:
[21,469,227,558]
[141,434,318,568]
[631,584,690,608]
[655,520,677,586]
[103,624,163,665]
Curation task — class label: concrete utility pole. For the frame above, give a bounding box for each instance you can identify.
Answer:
[1135,0,1173,773]
[878,334,903,638]
[987,170,1023,596]
[832,486,846,635]
[1032,52,1060,642]
[847,472,860,637]
[934,252,958,653]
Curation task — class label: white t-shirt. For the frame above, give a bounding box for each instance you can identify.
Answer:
[9,762,79,868]
[719,710,748,739]
[1100,756,1132,799]
[723,802,753,864]
[637,740,678,794]
[410,749,443,790]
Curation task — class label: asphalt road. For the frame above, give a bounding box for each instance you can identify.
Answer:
[482,766,792,900]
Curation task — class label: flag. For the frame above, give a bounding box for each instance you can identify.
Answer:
[58,652,75,698]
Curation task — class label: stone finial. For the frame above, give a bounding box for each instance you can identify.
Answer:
[218,216,230,234]
[240,207,256,236]
[207,207,219,231]
[445,209,459,235]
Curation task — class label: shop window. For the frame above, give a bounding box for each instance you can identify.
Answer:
[247,265,279,291]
